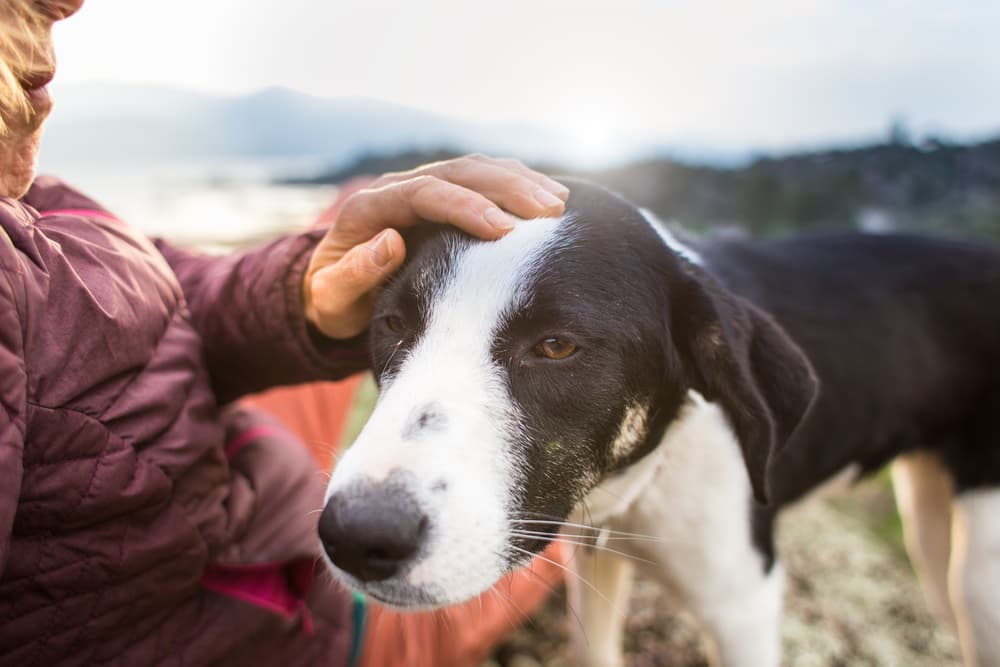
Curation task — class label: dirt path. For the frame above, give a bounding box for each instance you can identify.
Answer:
[485,481,960,666]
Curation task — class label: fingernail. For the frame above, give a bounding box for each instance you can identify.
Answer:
[485,207,515,232]
[371,231,393,267]
[534,187,564,209]
[545,181,570,200]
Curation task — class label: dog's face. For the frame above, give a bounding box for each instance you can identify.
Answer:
[318,180,816,609]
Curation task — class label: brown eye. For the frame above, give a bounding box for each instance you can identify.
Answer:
[535,337,578,360]
[384,315,406,334]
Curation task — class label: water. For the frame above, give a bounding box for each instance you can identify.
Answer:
[36,156,340,250]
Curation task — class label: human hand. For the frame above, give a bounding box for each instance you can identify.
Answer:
[303,155,569,340]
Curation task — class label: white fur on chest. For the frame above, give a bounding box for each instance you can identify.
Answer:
[569,391,783,667]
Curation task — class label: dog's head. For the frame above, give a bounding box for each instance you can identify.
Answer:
[318,179,817,608]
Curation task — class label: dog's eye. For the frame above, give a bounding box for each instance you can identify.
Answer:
[534,337,578,360]
[383,315,406,335]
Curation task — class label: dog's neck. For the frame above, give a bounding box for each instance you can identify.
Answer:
[578,390,746,526]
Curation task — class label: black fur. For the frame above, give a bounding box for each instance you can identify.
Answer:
[698,231,1000,499]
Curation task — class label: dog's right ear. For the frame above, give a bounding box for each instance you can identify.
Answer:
[668,270,818,504]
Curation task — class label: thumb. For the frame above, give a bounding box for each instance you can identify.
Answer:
[307,228,406,339]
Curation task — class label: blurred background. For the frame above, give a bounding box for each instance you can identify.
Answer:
[42,1,997,664]
[43,1,1000,246]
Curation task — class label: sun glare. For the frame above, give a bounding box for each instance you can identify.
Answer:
[563,109,625,168]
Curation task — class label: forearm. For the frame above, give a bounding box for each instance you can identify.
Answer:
[155,231,369,405]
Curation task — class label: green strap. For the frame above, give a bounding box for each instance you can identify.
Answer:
[348,591,367,667]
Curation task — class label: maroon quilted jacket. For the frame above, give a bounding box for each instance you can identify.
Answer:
[0,178,368,666]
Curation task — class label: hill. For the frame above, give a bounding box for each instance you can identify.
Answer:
[39,84,567,166]
[286,137,1000,240]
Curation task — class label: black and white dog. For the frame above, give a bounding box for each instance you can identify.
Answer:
[318,179,1000,666]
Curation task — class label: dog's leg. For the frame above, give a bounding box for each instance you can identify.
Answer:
[566,545,634,667]
[949,488,1000,667]
[891,451,957,629]
[619,502,782,667]
[677,558,784,667]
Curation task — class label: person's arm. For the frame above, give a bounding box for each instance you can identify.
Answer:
[154,231,369,406]
[19,176,363,404]
[0,228,27,577]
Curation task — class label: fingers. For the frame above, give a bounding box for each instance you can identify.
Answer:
[433,157,568,219]
[330,175,518,250]
[467,154,570,201]
[371,154,569,225]
[305,228,406,339]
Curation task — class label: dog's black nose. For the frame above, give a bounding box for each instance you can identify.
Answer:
[318,482,428,582]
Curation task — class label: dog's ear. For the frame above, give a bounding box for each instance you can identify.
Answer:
[669,272,818,504]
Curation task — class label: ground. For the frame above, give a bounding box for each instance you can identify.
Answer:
[483,477,961,667]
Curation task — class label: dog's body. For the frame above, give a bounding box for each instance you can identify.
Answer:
[575,228,1000,666]
[318,180,1000,666]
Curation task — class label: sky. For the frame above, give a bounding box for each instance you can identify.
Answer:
[51,0,1000,158]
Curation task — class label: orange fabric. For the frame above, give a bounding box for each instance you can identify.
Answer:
[242,380,362,470]
[245,177,569,666]
[360,542,567,667]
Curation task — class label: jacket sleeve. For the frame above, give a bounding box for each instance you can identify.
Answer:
[154,231,370,406]
[0,228,26,577]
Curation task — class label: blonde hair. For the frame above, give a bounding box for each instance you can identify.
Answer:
[0,0,51,136]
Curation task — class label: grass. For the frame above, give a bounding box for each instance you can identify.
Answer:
[828,467,908,562]
[340,373,378,449]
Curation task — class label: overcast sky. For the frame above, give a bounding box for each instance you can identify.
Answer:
[51,0,1000,157]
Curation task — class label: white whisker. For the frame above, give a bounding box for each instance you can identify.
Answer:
[507,544,613,608]
[510,519,667,542]
[509,532,657,565]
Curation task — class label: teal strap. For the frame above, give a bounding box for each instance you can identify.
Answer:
[348,591,367,667]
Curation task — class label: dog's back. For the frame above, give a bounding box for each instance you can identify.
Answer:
[699,232,1000,504]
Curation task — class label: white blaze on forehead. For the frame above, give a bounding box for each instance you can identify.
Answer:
[420,215,570,362]
[334,214,570,483]
[386,214,572,420]
[639,207,704,266]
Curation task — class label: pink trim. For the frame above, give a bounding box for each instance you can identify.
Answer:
[208,423,320,630]
[201,559,315,634]
[39,208,122,224]
[224,424,286,459]
[202,565,299,617]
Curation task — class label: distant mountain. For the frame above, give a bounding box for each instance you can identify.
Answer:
[38,83,574,166]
